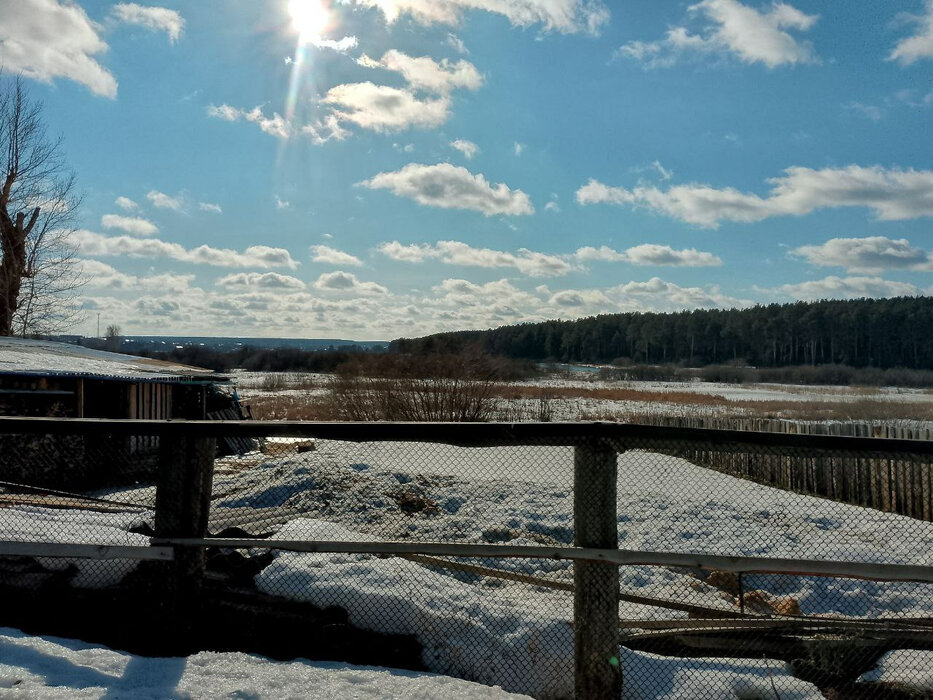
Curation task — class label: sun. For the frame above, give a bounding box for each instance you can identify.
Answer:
[288,0,330,38]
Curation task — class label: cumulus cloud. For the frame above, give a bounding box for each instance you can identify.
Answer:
[0,0,117,97]
[146,190,184,211]
[378,240,571,276]
[115,196,138,211]
[360,163,534,216]
[575,244,722,266]
[345,0,610,35]
[791,236,933,273]
[774,276,922,301]
[78,259,194,293]
[889,0,933,65]
[450,139,479,159]
[73,230,299,269]
[358,50,482,94]
[313,271,388,295]
[207,104,290,139]
[576,165,933,227]
[100,214,158,237]
[618,0,818,69]
[110,3,185,43]
[198,202,222,214]
[322,83,451,132]
[275,196,291,210]
[216,272,306,290]
[311,245,364,267]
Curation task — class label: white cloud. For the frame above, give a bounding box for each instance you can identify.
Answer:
[574,244,722,267]
[513,142,525,156]
[301,114,351,144]
[791,236,933,273]
[378,240,571,276]
[774,276,922,301]
[207,104,290,139]
[146,190,184,211]
[216,272,306,290]
[78,259,194,293]
[844,101,884,121]
[313,271,388,295]
[576,165,933,227]
[308,35,358,52]
[450,139,479,159]
[447,33,468,54]
[544,200,561,213]
[198,202,222,214]
[73,230,299,269]
[275,196,291,210]
[889,0,933,65]
[311,245,364,267]
[115,196,138,211]
[357,50,482,94]
[360,163,534,216]
[0,0,118,97]
[110,3,185,43]
[322,83,451,132]
[100,214,158,237]
[346,0,610,35]
[618,0,818,69]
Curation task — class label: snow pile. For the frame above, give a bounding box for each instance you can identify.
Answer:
[0,627,530,699]
[857,649,933,690]
[1,506,148,587]
[217,442,933,619]
[257,519,574,698]
[620,648,820,699]
[257,520,824,698]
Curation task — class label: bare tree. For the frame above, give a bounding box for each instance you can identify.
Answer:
[0,76,83,337]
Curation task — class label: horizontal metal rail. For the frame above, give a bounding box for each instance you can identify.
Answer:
[154,537,933,583]
[0,417,930,455]
[0,541,173,560]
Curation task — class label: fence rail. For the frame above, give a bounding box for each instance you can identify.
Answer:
[1,416,933,698]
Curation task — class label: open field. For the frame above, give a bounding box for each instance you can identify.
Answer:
[233,370,933,424]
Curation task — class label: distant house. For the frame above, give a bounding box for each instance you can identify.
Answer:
[0,338,232,488]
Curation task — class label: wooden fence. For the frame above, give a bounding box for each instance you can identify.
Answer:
[634,414,933,520]
[2,418,933,698]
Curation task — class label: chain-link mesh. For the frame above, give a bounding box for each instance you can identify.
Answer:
[1,421,932,697]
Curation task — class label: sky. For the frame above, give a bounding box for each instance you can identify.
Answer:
[3,0,933,340]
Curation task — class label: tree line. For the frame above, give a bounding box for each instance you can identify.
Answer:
[391,297,933,369]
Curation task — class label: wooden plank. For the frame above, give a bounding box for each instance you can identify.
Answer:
[157,538,933,583]
[573,439,621,698]
[0,541,172,560]
[0,418,930,456]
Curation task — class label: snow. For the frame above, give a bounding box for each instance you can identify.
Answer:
[857,649,933,690]
[0,627,530,699]
[1,506,149,587]
[8,433,933,695]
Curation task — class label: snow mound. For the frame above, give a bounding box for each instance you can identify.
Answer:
[0,627,530,699]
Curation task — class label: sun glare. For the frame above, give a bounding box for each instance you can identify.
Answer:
[288,0,330,38]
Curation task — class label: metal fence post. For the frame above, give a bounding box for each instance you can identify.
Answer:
[574,438,621,698]
[154,434,215,634]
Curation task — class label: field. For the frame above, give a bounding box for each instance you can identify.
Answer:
[233,369,933,424]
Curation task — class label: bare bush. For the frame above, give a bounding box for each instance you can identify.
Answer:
[327,353,499,421]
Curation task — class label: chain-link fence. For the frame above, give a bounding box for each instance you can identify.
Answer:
[1,418,932,698]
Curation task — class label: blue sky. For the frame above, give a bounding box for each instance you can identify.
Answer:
[4,0,933,340]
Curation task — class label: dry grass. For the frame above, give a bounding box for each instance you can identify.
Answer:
[242,378,933,423]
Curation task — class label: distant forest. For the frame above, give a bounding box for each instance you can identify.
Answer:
[391,297,933,370]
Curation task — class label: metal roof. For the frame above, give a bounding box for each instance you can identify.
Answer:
[0,337,225,383]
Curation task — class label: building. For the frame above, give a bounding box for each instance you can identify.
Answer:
[0,337,233,488]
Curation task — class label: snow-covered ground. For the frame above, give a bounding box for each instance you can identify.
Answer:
[0,627,530,699]
[6,439,933,696]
